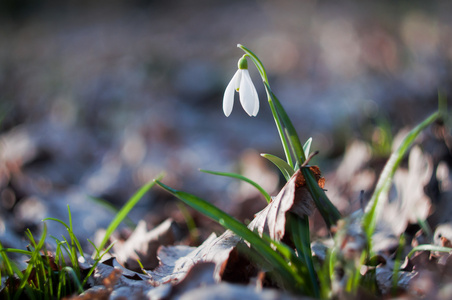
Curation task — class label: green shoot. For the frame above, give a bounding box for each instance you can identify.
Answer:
[287,213,319,298]
[362,111,441,248]
[260,153,294,181]
[303,137,313,158]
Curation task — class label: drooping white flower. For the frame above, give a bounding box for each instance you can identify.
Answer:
[223,56,259,117]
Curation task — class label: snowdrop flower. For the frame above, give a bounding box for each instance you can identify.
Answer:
[223,56,259,117]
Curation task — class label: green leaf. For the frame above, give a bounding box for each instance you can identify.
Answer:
[362,111,441,244]
[264,82,306,164]
[155,180,308,294]
[200,169,271,203]
[301,167,341,228]
[407,244,452,258]
[260,153,294,181]
[303,137,313,158]
[288,214,319,298]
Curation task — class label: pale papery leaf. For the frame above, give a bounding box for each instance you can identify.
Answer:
[248,168,323,241]
[375,263,417,296]
[113,219,178,271]
[372,146,433,253]
[150,231,242,283]
[177,282,304,300]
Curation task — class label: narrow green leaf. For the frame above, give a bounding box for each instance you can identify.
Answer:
[67,206,84,260]
[303,137,313,158]
[0,242,21,277]
[288,214,319,298]
[363,112,441,242]
[260,153,294,181]
[392,234,406,295]
[408,244,452,258]
[82,242,115,287]
[200,169,271,203]
[61,266,84,294]
[18,225,48,294]
[264,82,305,164]
[1,248,33,256]
[301,167,341,228]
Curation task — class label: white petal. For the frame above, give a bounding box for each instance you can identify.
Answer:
[239,70,259,116]
[223,70,241,117]
[251,89,259,116]
[231,69,242,90]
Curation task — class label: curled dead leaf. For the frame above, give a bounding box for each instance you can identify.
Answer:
[113,219,179,271]
[248,167,324,241]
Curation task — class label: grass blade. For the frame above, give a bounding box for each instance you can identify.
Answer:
[200,169,271,203]
[363,112,441,243]
[407,244,452,258]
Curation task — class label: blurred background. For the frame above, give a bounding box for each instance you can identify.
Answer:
[1,0,451,249]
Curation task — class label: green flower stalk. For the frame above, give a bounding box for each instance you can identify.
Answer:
[234,44,341,228]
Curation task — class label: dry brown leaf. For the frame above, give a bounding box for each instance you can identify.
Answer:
[113,219,178,271]
[392,146,433,226]
[375,260,417,296]
[372,146,433,253]
[150,230,242,283]
[161,262,216,299]
[248,167,323,241]
[333,210,367,260]
[407,250,452,299]
[68,265,150,300]
[175,282,306,300]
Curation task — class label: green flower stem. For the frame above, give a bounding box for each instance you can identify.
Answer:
[238,44,294,168]
[237,44,268,82]
[238,44,340,228]
[264,82,306,164]
[269,97,294,168]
